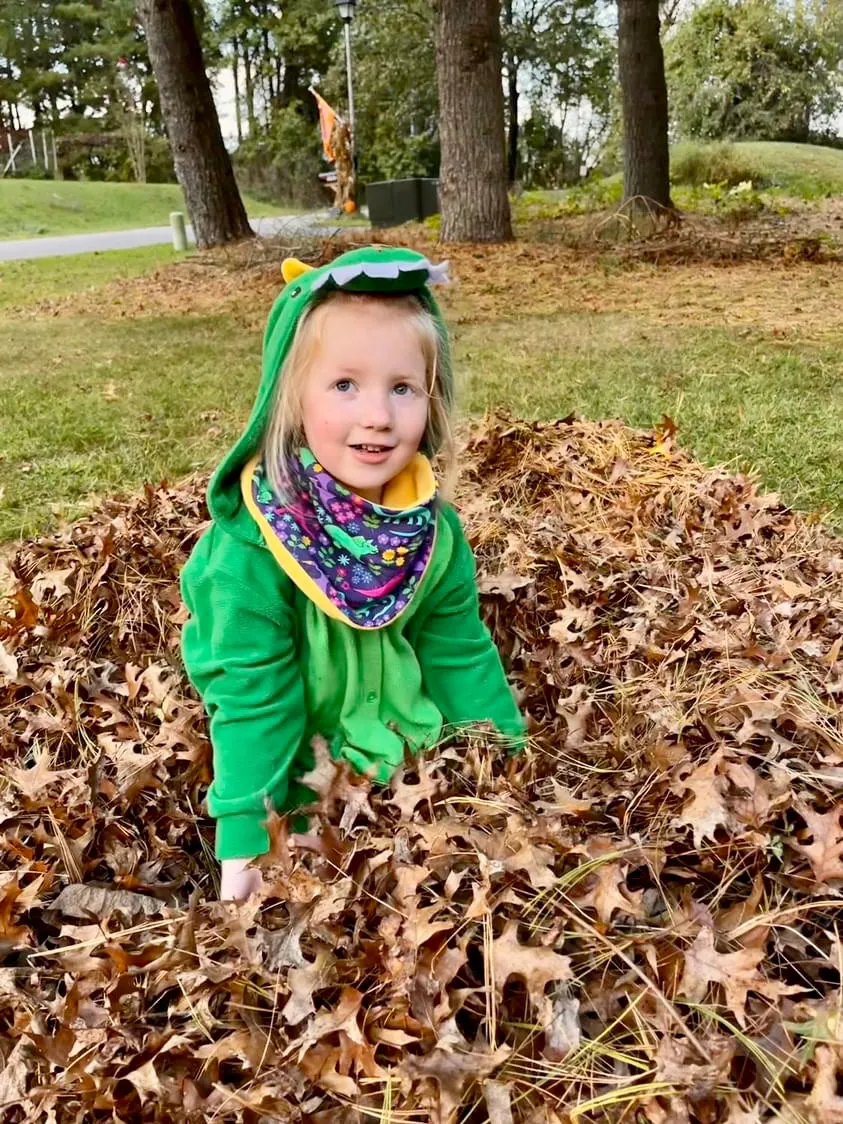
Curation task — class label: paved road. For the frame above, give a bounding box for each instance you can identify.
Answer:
[0,212,342,262]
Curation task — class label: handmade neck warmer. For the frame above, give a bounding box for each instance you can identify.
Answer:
[252,450,438,628]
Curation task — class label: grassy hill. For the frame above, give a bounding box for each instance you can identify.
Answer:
[670,140,843,196]
[0,179,285,240]
[514,140,843,221]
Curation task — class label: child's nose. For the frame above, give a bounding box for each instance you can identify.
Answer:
[362,393,392,429]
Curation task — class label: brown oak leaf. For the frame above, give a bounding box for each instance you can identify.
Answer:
[573,860,644,924]
[805,1045,843,1123]
[282,949,333,1025]
[294,986,364,1061]
[483,1079,515,1124]
[679,927,798,1027]
[389,757,444,819]
[672,748,734,847]
[491,920,572,1010]
[402,1021,511,1124]
[793,801,843,885]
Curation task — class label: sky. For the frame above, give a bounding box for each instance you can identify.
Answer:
[212,67,239,149]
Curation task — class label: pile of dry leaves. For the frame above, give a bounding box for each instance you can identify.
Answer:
[1,415,842,1123]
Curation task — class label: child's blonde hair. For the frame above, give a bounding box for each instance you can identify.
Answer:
[261,290,455,500]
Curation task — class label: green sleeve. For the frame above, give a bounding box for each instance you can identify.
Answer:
[411,507,525,745]
[179,525,306,860]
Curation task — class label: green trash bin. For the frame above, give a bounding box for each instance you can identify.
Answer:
[367,178,440,228]
[418,178,440,220]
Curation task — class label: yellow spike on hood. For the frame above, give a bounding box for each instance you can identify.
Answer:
[281,258,315,283]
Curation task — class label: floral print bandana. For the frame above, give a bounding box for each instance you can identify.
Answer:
[252,449,438,628]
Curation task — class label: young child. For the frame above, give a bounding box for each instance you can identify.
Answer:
[180,246,524,901]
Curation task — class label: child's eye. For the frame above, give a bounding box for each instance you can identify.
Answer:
[334,379,353,393]
[393,382,416,397]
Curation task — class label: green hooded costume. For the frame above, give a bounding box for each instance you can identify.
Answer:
[180,246,524,860]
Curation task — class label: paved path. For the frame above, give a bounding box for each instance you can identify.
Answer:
[0,212,341,262]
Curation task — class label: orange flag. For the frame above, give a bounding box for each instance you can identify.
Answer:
[310,87,338,161]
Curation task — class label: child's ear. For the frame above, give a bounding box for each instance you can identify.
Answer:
[282,258,315,284]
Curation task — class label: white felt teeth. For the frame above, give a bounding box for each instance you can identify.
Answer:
[310,257,450,291]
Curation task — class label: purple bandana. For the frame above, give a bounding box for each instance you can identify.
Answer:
[253,449,437,628]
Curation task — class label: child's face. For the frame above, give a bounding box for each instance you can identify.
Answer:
[300,299,430,503]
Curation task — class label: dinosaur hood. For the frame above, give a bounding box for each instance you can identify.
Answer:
[206,245,452,532]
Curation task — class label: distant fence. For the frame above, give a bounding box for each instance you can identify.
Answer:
[1,128,57,177]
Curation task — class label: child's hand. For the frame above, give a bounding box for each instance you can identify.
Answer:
[219,857,262,902]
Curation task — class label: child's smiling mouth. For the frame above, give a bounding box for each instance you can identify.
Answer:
[350,443,395,463]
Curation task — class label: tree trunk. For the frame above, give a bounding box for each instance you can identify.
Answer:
[616,0,673,211]
[136,0,252,247]
[232,37,243,146]
[275,54,283,107]
[503,0,518,185]
[243,45,257,134]
[282,62,303,110]
[262,28,275,110]
[435,0,512,243]
[506,63,519,185]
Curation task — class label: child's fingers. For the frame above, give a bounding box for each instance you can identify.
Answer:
[220,857,261,901]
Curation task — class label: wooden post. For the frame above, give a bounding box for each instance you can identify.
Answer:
[170,211,188,251]
[28,129,36,163]
[2,141,22,177]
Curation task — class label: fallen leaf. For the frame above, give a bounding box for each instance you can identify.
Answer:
[673,749,734,847]
[403,1022,511,1124]
[0,640,19,682]
[491,920,572,1011]
[283,951,333,1025]
[48,884,169,921]
[679,927,797,1027]
[543,986,581,1061]
[4,749,71,798]
[484,1079,515,1124]
[295,987,365,1061]
[477,572,533,601]
[794,801,843,884]
[124,1058,163,1102]
[805,1045,843,1123]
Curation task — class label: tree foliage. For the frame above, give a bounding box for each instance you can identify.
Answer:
[666,0,843,142]
[0,0,154,128]
[332,0,439,186]
[9,0,837,203]
[503,0,615,184]
[215,0,336,134]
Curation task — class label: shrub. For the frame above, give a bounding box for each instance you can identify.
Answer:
[670,141,764,188]
[233,102,326,209]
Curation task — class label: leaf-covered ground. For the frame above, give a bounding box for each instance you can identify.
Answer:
[2,415,842,1122]
[8,224,843,340]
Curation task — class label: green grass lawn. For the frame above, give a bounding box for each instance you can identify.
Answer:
[456,316,843,522]
[1,314,261,542]
[2,244,842,542]
[0,179,286,240]
[0,243,179,310]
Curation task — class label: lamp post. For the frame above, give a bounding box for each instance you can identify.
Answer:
[334,0,357,159]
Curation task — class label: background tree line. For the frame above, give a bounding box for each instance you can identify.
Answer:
[2,0,841,192]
